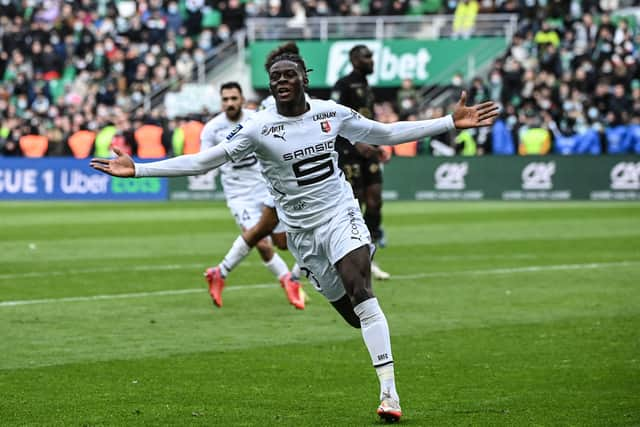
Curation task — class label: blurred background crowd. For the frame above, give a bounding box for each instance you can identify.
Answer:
[1,0,639,157]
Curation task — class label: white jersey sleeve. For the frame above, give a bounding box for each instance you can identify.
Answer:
[200,109,271,203]
[134,145,229,177]
[220,118,260,162]
[337,105,456,145]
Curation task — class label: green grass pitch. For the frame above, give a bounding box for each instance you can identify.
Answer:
[1,201,639,426]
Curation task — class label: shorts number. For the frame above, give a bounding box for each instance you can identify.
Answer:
[292,153,334,186]
[232,154,258,169]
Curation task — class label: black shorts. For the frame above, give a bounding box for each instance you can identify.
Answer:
[336,140,382,200]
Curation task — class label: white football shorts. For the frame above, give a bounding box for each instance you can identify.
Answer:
[286,202,375,302]
[227,196,286,234]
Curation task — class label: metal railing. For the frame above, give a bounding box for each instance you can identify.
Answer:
[416,37,503,111]
[247,14,518,42]
[129,33,243,113]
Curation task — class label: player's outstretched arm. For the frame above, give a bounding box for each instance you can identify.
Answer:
[340,92,499,147]
[90,145,231,178]
[90,147,135,177]
[452,91,500,129]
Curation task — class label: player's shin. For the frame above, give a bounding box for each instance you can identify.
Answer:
[264,253,289,279]
[353,297,399,402]
[219,235,251,277]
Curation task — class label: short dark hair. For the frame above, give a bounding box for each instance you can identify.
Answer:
[349,44,370,61]
[264,41,311,76]
[220,81,243,94]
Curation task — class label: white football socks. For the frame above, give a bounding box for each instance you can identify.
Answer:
[354,297,399,402]
[291,263,301,280]
[264,253,289,280]
[218,236,251,277]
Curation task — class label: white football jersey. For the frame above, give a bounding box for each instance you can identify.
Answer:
[222,99,374,230]
[200,108,270,202]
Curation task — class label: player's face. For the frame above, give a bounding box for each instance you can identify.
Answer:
[353,48,374,75]
[221,88,244,121]
[268,60,307,106]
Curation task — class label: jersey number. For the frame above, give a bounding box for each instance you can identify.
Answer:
[232,154,258,169]
[292,153,334,186]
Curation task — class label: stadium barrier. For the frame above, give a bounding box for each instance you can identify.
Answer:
[1,156,638,201]
[0,158,167,200]
[382,156,640,201]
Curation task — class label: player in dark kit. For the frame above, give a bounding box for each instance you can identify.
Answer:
[332,44,390,280]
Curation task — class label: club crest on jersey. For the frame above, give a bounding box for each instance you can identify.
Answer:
[225,124,243,140]
[261,124,286,141]
[320,120,331,133]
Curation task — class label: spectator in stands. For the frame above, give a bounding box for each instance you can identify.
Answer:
[453,0,479,39]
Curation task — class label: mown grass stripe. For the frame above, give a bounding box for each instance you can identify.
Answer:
[1,260,637,307]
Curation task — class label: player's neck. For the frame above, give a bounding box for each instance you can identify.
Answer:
[276,100,309,117]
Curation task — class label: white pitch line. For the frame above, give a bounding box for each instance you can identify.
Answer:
[0,283,277,307]
[0,261,638,308]
[0,254,547,281]
[0,262,260,280]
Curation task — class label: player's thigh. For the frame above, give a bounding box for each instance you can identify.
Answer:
[339,158,365,200]
[286,229,346,302]
[228,201,263,230]
[362,157,383,189]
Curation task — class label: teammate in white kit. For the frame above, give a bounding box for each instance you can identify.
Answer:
[200,82,304,309]
[91,43,499,422]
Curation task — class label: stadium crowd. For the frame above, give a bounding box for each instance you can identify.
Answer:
[1,0,639,157]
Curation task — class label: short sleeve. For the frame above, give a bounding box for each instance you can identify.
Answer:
[221,118,258,161]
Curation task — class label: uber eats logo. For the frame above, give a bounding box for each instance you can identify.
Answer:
[326,41,431,86]
[111,177,161,193]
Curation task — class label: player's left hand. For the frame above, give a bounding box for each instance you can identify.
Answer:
[90,147,136,177]
[452,91,500,129]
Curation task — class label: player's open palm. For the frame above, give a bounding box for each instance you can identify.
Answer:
[452,91,500,129]
[90,147,135,177]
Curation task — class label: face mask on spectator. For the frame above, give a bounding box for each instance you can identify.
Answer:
[168,4,178,13]
[218,29,230,40]
[541,100,551,111]
[588,107,599,119]
[74,22,83,32]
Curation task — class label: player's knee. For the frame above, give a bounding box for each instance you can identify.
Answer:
[256,239,273,259]
[271,233,287,250]
[366,194,382,210]
[350,287,373,306]
[344,315,361,329]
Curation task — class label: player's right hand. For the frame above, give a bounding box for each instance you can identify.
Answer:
[90,147,136,177]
